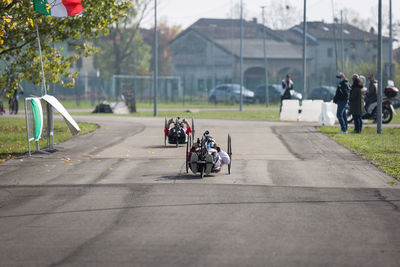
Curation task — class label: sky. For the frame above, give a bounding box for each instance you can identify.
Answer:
[142,0,400,30]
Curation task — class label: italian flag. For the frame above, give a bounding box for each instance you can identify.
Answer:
[33,0,84,17]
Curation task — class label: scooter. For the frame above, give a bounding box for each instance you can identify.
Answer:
[347,85,398,124]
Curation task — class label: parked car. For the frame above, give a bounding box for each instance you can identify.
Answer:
[308,86,336,102]
[209,84,255,104]
[254,84,303,104]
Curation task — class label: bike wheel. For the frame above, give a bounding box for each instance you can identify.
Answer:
[346,109,354,123]
[227,134,232,175]
[382,106,393,124]
[164,117,167,146]
[191,117,195,141]
[186,136,190,173]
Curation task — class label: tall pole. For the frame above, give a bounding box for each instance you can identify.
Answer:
[35,23,47,96]
[333,18,339,72]
[261,6,269,107]
[239,0,243,111]
[389,0,393,80]
[153,0,158,117]
[210,24,217,89]
[302,0,307,97]
[231,0,235,84]
[341,10,345,72]
[377,0,383,134]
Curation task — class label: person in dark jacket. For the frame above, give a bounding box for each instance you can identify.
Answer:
[349,74,364,133]
[365,74,377,114]
[333,72,350,134]
[280,74,294,112]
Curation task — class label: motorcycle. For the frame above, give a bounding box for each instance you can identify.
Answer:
[347,86,398,124]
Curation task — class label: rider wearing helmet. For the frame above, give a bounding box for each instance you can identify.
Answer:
[164,118,192,137]
[188,131,230,174]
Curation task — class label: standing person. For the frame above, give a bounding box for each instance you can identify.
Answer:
[333,72,350,134]
[365,74,377,114]
[280,74,294,112]
[349,74,364,133]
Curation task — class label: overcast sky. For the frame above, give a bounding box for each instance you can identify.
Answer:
[142,0,399,30]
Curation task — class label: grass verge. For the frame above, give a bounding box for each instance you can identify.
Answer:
[16,99,279,110]
[318,126,400,181]
[72,109,280,122]
[0,118,98,162]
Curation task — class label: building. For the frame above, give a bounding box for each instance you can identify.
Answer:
[170,18,310,95]
[279,21,390,88]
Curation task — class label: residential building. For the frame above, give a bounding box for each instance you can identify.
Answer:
[170,18,310,95]
[279,21,390,89]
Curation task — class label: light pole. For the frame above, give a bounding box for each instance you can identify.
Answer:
[153,0,158,117]
[333,17,339,72]
[261,6,269,107]
[302,0,307,97]
[210,24,217,89]
[341,10,345,72]
[239,0,243,111]
[377,0,383,134]
[389,0,393,80]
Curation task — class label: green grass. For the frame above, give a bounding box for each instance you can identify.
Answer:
[392,110,400,124]
[72,109,280,122]
[17,98,279,110]
[318,126,400,181]
[0,118,98,162]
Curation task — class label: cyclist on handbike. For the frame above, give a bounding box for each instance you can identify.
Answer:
[188,131,230,175]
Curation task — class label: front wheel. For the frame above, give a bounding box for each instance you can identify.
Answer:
[346,109,354,123]
[227,134,232,175]
[382,105,393,124]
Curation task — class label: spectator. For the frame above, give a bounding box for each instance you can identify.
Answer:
[349,74,364,134]
[333,72,350,134]
[280,74,294,112]
[365,74,377,114]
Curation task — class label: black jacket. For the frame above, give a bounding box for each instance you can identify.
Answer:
[281,80,294,100]
[349,84,364,115]
[333,80,350,103]
[366,80,377,103]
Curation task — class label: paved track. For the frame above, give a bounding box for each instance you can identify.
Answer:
[0,116,399,266]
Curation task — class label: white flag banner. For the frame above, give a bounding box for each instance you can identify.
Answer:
[41,94,81,136]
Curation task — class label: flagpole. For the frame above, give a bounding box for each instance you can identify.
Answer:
[35,23,47,96]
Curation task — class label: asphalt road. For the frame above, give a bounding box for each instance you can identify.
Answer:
[0,116,399,266]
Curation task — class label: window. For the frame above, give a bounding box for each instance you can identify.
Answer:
[349,43,356,49]
[327,48,333,57]
[350,55,356,61]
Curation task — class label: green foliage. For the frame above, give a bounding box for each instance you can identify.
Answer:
[93,0,152,77]
[0,0,132,91]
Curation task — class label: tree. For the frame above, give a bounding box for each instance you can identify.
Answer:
[92,0,153,78]
[262,1,300,30]
[145,18,181,76]
[0,0,131,92]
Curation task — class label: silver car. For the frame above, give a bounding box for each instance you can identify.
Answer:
[209,84,255,104]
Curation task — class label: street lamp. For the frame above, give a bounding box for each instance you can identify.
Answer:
[377,0,383,134]
[261,6,269,108]
[302,0,307,97]
[210,24,217,89]
[239,0,243,112]
[153,0,158,117]
[389,0,393,80]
